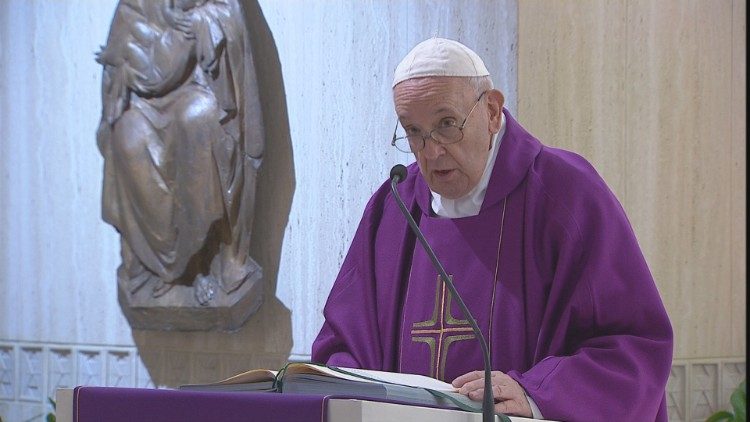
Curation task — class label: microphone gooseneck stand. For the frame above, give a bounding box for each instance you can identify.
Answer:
[389,164,495,422]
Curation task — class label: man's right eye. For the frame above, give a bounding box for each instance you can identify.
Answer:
[405,127,421,137]
[438,118,458,128]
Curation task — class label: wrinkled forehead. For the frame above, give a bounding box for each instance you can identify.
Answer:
[392,77,473,118]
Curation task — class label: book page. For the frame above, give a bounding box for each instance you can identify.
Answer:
[211,368,278,385]
[284,363,457,392]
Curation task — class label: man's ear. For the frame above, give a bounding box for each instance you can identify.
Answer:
[486,89,505,133]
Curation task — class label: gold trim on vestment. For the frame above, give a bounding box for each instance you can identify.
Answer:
[410,276,475,380]
[488,198,508,360]
[407,198,508,381]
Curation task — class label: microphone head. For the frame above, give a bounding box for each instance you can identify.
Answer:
[390,164,408,183]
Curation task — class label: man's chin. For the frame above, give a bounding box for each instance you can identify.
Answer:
[420,169,473,199]
[429,185,470,200]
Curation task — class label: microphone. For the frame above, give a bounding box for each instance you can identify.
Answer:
[390,164,408,183]
[389,164,495,422]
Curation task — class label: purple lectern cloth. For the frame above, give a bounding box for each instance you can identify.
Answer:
[312,109,673,422]
[73,387,328,422]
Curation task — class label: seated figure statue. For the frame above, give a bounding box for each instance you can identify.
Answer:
[96,0,263,305]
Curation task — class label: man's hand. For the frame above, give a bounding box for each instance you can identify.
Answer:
[452,370,533,417]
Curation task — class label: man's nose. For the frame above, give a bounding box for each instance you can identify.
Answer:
[420,135,446,159]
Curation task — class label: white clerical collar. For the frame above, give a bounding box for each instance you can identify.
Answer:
[431,113,506,218]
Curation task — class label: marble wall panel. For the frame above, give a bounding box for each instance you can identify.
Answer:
[19,348,42,402]
[730,0,747,357]
[0,402,10,421]
[516,0,628,198]
[0,346,14,400]
[0,342,156,421]
[47,349,74,399]
[667,364,687,422]
[721,361,746,410]
[0,345,18,400]
[518,0,745,362]
[106,351,134,388]
[76,350,103,387]
[690,363,719,420]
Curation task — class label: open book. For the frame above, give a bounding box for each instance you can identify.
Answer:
[179,362,491,415]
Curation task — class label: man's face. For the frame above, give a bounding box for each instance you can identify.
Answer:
[393,77,499,199]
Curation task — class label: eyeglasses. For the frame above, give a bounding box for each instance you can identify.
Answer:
[391,91,487,154]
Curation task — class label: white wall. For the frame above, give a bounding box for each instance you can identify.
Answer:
[0,1,128,346]
[263,0,518,359]
[0,1,517,419]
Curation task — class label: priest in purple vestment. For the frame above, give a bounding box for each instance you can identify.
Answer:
[311,37,673,422]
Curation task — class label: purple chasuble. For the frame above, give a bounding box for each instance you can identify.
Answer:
[312,110,673,422]
[398,196,507,382]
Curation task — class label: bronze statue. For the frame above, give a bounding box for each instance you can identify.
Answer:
[96,0,264,319]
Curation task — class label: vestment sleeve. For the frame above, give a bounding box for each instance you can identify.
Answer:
[508,176,673,422]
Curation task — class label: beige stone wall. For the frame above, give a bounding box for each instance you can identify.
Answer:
[517,1,745,419]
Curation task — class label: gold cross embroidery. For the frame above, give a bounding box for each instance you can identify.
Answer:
[410,275,475,381]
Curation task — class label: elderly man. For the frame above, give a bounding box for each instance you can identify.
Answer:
[311,38,673,421]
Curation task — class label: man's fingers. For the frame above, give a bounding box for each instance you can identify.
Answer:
[466,385,518,401]
[467,387,489,401]
[458,377,491,394]
[452,370,532,418]
[451,370,484,388]
[453,370,512,387]
[455,372,512,392]
[490,371,513,384]
[495,399,528,417]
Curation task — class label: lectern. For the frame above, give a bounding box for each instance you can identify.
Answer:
[56,387,547,422]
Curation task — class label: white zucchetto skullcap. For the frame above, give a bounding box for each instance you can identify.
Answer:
[392,37,490,88]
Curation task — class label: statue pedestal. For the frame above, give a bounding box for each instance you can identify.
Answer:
[117,268,263,331]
